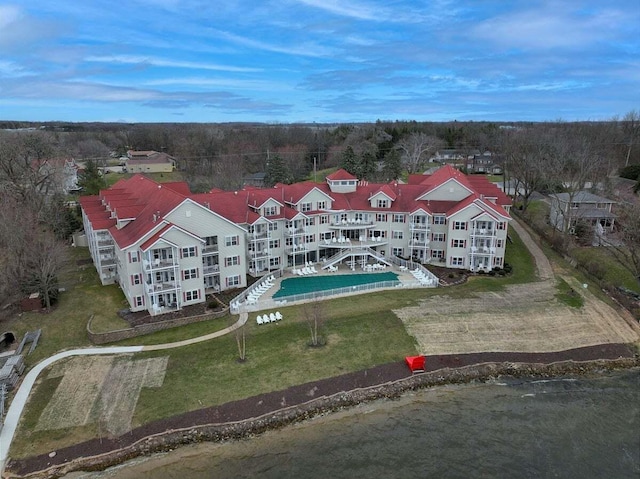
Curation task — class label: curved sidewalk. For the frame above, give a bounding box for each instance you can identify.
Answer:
[0,313,247,474]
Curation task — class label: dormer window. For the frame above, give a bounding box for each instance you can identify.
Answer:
[377,199,389,208]
[264,205,277,217]
[300,202,311,212]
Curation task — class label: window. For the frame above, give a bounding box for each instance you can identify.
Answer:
[370,230,387,239]
[183,268,198,280]
[131,274,141,285]
[392,214,405,223]
[496,239,504,248]
[392,247,404,257]
[453,221,467,230]
[134,296,144,307]
[451,257,465,266]
[268,222,279,231]
[451,239,466,248]
[185,289,200,301]
[376,213,388,222]
[285,237,293,246]
[129,251,139,263]
[269,239,280,249]
[226,275,240,287]
[301,202,312,212]
[392,230,404,239]
[270,257,280,267]
[433,215,446,225]
[377,199,389,208]
[320,215,329,224]
[570,202,579,209]
[432,250,444,259]
[494,256,504,267]
[225,235,239,246]
[432,232,445,242]
[305,217,315,226]
[317,201,326,210]
[264,206,277,217]
[225,255,240,267]
[497,222,506,230]
[305,234,315,243]
[182,246,197,258]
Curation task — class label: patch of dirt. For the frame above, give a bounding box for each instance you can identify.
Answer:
[394,279,639,355]
[35,355,169,436]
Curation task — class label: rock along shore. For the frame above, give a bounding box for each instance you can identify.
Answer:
[4,344,638,479]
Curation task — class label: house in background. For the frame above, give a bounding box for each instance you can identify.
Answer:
[125,150,176,173]
[548,191,616,238]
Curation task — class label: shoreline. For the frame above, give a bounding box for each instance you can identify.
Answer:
[5,344,639,479]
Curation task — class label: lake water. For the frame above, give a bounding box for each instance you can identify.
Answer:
[68,369,640,479]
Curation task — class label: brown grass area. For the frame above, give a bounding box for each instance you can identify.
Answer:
[395,279,639,355]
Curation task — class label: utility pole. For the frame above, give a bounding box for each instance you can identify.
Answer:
[313,156,317,183]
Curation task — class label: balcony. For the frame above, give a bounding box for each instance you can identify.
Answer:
[249,250,270,259]
[97,239,114,248]
[202,244,219,254]
[248,230,269,239]
[329,220,374,229]
[286,227,307,236]
[202,264,220,275]
[100,257,116,266]
[470,228,496,237]
[469,246,496,255]
[409,239,430,247]
[143,259,177,271]
[145,281,179,293]
[286,244,308,254]
[409,223,430,231]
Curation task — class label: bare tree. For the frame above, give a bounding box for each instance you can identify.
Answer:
[0,193,66,309]
[622,110,640,167]
[604,203,640,285]
[234,320,247,362]
[396,132,443,174]
[302,296,326,347]
[501,128,548,210]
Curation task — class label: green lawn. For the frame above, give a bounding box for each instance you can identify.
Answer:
[571,246,640,293]
[555,277,585,308]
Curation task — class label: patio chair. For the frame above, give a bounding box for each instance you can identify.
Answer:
[310,266,318,274]
[275,311,283,320]
[270,313,277,322]
[256,315,264,325]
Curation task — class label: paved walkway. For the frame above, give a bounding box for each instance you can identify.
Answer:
[0,313,247,474]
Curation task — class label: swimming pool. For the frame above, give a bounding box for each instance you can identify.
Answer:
[272,272,400,299]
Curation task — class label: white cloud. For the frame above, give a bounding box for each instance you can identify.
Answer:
[473,5,629,50]
[85,55,261,72]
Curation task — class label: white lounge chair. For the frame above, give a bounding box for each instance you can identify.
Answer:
[256,315,264,325]
[275,311,283,320]
[269,313,277,322]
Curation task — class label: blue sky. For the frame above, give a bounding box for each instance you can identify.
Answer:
[1,0,638,123]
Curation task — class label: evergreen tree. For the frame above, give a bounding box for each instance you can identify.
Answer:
[78,159,107,195]
[264,155,293,187]
[340,146,359,177]
[360,151,377,180]
[382,149,402,181]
